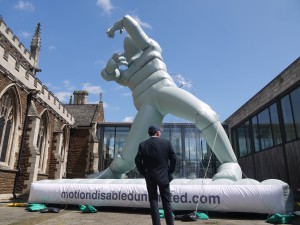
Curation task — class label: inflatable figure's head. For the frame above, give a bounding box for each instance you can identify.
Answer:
[124,36,142,65]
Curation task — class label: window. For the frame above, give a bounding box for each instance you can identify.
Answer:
[184,126,201,178]
[269,103,282,145]
[233,102,282,155]
[115,127,130,157]
[252,108,273,151]
[257,108,273,150]
[60,126,68,160]
[0,93,14,163]
[37,113,48,173]
[290,87,300,138]
[235,121,251,157]
[102,127,115,168]
[15,60,20,71]
[161,127,185,177]
[281,94,297,141]
[252,116,260,152]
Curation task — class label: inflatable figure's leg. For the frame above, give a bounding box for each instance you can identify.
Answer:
[95,104,164,179]
[157,87,242,180]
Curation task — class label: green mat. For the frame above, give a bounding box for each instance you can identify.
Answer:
[79,204,97,213]
[266,214,294,224]
[26,203,47,212]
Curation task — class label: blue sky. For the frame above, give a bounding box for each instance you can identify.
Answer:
[1,0,300,123]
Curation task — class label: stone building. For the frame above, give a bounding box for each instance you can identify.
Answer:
[64,91,104,178]
[0,18,74,200]
[225,57,300,192]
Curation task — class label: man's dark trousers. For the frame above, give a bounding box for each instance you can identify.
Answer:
[146,179,174,225]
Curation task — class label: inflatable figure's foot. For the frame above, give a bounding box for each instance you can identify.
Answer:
[87,167,124,179]
[212,162,242,181]
[87,156,135,179]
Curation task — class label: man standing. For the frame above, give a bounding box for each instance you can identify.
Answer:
[135,125,176,225]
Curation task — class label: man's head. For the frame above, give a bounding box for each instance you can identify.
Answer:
[148,125,161,137]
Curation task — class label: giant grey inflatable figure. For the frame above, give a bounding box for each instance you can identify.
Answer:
[97,15,242,181]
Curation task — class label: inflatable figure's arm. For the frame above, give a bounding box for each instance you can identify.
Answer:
[101,53,128,84]
[107,15,150,50]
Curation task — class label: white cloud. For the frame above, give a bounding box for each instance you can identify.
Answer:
[122,116,134,122]
[96,0,114,14]
[62,80,75,91]
[114,85,125,91]
[20,31,31,38]
[102,102,120,110]
[131,15,152,29]
[55,91,72,103]
[62,80,70,86]
[82,83,103,94]
[122,92,131,97]
[14,1,35,12]
[103,102,108,108]
[48,46,56,51]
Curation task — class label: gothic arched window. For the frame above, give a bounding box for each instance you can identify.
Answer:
[60,126,68,161]
[37,112,48,173]
[0,92,14,164]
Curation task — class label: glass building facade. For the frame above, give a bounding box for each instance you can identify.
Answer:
[97,123,220,179]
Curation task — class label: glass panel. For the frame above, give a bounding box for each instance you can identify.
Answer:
[290,86,300,138]
[160,127,170,140]
[0,93,13,163]
[281,95,296,141]
[0,117,4,147]
[237,121,251,157]
[115,127,130,157]
[103,127,115,168]
[184,127,199,178]
[257,108,273,149]
[252,116,260,152]
[0,120,11,162]
[170,127,182,177]
[269,103,282,145]
[37,114,48,171]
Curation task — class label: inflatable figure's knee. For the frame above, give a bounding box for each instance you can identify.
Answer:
[212,162,242,182]
[195,110,219,132]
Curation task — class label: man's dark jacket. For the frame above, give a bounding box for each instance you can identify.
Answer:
[135,137,176,185]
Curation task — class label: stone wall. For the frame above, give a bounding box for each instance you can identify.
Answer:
[67,129,90,178]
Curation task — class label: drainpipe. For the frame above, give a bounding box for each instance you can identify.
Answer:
[12,92,33,201]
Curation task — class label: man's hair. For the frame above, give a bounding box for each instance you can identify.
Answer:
[148,125,160,136]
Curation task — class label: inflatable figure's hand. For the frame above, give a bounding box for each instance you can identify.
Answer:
[107,20,124,38]
[105,52,127,73]
[112,52,128,67]
[102,53,128,80]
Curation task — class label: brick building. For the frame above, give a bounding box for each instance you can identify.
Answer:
[64,91,104,178]
[225,57,300,192]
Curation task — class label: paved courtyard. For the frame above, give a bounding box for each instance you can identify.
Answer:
[0,202,278,225]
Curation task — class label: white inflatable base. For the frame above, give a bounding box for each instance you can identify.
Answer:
[28,178,289,214]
